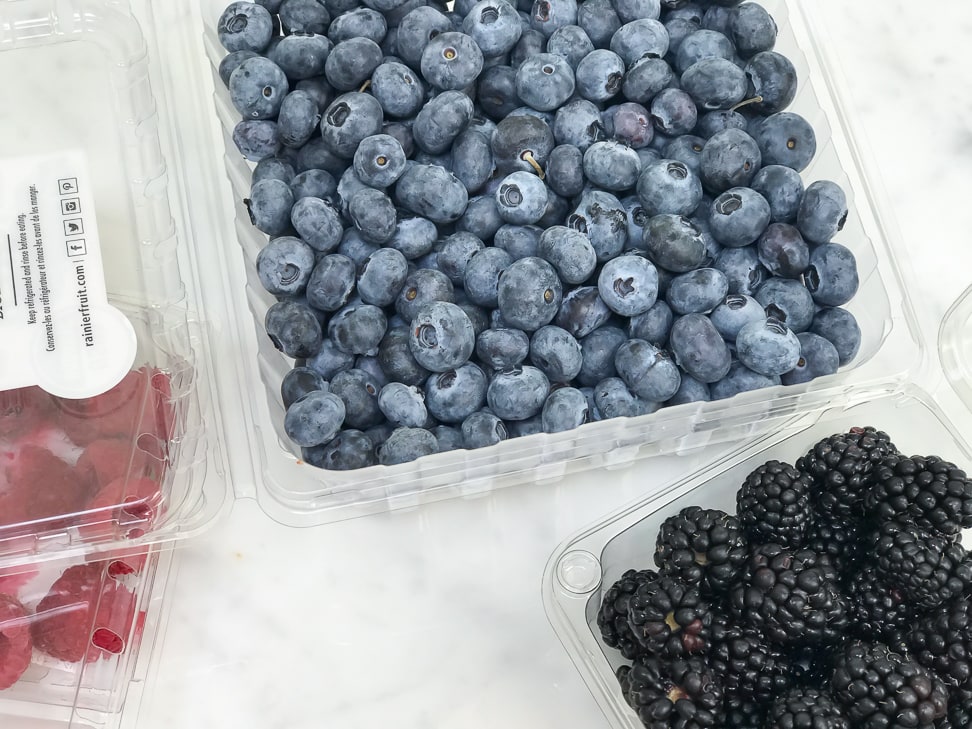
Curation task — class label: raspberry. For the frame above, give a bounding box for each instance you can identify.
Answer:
[0,445,89,528]
[32,563,137,663]
[0,386,55,440]
[76,438,159,492]
[0,593,32,689]
[87,476,163,520]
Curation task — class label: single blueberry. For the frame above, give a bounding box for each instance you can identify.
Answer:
[797,180,848,244]
[497,256,563,331]
[353,134,408,188]
[463,0,523,57]
[736,315,801,377]
[538,226,597,285]
[378,327,430,387]
[328,303,388,356]
[349,188,398,245]
[628,300,674,347]
[395,164,469,224]
[709,293,765,341]
[546,24,595,68]
[541,387,589,433]
[809,307,861,366]
[750,164,804,224]
[756,222,809,278]
[583,141,642,192]
[269,34,333,81]
[665,373,711,406]
[284,390,346,447]
[461,410,508,449]
[569,190,628,262]
[597,254,660,316]
[577,325,627,386]
[266,300,323,358]
[552,99,606,151]
[609,18,668,66]
[329,7,387,44]
[486,366,551,420]
[713,245,768,296]
[396,268,455,322]
[622,56,675,106]
[530,325,583,382]
[615,339,681,401]
[246,178,295,236]
[555,286,613,339]
[666,268,729,315]
[710,360,781,400]
[279,0,331,34]
[303,429,376,471]
[414,90,476,154]
[781,332,840,386]
[421,31,485,90]
[576,0,622,48]
[291,196,343,252]
[708,186,771,247]
[378,427,439,466]
[669,313,733,382]
[230,57,290,120]
[408,301,476,372]
[281,366,328,409]
[306,339,356,380]
[805,243,859,307]
[495,171,550,225]
[637,159,704,218]
[321,92,384,159]
[425,364,488,423]
[699,128,762,193]
[727,2,776,57]
[371,62,426,118]
[643,214,708,273]
[680,57,748,111]
[329,368,384,430]
[378,382,429,428]
[744,51,798,114]
[290,169,338,202]
[530,0,578,36]
[452,128,495,193]
[433,425,465,452]
[674,29,735,76]
[493,224,543,260]
[575,49,625,103]
[754,277,815,333]
[257,237,316,297]
[594,377,656,418]
[218,2,275,53]
[477,328,531,370]
[464,247,513,308]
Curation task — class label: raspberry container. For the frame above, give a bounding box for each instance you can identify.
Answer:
[0,545,177,729]
[942,285,972,417]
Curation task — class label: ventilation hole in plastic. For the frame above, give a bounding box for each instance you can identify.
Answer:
[91,628,125,655]
[122,498,153,522]
[108,561,137,580]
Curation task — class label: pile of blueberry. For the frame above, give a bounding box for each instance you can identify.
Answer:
[216,0,864,470]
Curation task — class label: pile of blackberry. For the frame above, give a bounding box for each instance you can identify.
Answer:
[596,426,972,728]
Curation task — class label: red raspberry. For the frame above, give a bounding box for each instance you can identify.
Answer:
[0,593,32,689]
[0,386,56,440]
[87,476,162,521]
[32,562,137,663]
[76,438,160,493]
[0,445,89,528]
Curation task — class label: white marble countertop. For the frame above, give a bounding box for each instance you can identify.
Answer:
[134,2,972,728]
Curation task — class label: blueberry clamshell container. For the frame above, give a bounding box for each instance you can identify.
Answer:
[0,545,177,729]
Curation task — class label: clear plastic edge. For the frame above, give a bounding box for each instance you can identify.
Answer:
[941,284,972,416]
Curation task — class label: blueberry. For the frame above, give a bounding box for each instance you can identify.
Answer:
[371,62,426,118]
[615,339,681,401]
[666,268,728,315]
[246,179,295,236]
[546,24,595,68]
[569,190,628,262]
[296,136,344,175]
[378,427,439,465]
[486,366,550,420]
[230,57,290,120]
[494,224,543,259]
[463,0,523,56]
[457,195,504,240]
[265,300,323,358]
[357,247,409,307]
[710,360,780,400]
[269,34,332,81]
[451,129,495,193]
[756,222,808,278]
[494,171,549,224]
[425,364,488,422]
[594,377,655,418]
[218,2,275,53]
[680,57,748,111]
[708,186,771,247]
[576,0,622,48]
[352,134,407,188]
[628,300,673,347]
[306,338,356,380]
[328,7,387,43]
[744,51,797,114]
[674,29,735,76]
[555,286,613,338]
[377,382,429,427]
[546,145,586,198]
[436,232,485,286]
[695,109,749,139]
[291,169,337,202]
[414,90,475,154]
[281,366,328,409]
[669,313,733,382]
[736,314,801,377]
[541,387,589,432]
[530,0,578,36]
[666,373,711,405]
[537,226,597,284]
[511,29,548,69]
[709,293,764,341]
[643,214,708,272]
[321,92,384,158]
[279,0,331,34]
[754,277,815,333]
[749,164,804,224]
[284,390,346,447]
[530,325,583,382]
[780,332,839,386]
[303,429,376,470]
[575,325,626,386]
[329,368,384,429]
[395,164,469,224]
[805,243,859,307]
[464,247,513,307]
[395,6,452,69]
[582,141,641,192]
[809,307,860,366]
[408,301,476,372]
[219,50,260,87]
[516,54,577,112]
[647,89,696,138]
[477,64,520,119]
[609,18,669,66]
[295,77,335,111]
[387,214,438,261]
[355,356,388,390]
[432,424,465,452]
[700,5,732,34]
[497,256,563,331]
[378,327,430,387]
[622,195,650,250]
[700,128,761,193]
[396,268,455,322]
[727,2,776,57]
[621,56,675,105]
[421,31,485,90]
[257,237,316,297]
[664,17,699,57]
[594,254,657,316]
[575,49,625,103]
[637,159,704,217]
[254,158,297,190]
[749,112,816,172]
[552,99,606,151]
[797,180,848,244]
[460,410,508,449]
[476,328,531,370]
[328,303,388,356]
[604,103,653,150]
[349,188,397,245]
[611,0,660,23]
[291,196,343,252]
[714,245,768,296]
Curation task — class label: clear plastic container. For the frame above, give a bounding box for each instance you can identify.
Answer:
[0,545,176,728]
[542,388,972,729]
[941,285,972,415]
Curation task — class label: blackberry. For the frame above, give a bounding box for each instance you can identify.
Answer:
[866,455,972,536]
[788,641,847,688]
[906,597,972,695]
[654,507,748,595]
[597,569,658,660]
[797,426,897,521]
[766,688,850,729]
[845,566,920,643]
[723,698,766,729]
[709,628,792,703]
[617,654,725,729]
[728,543,847,647]
[938,695,972,729]
[830,641,949,729]
[736,460,813,548]
[804,513,864,579]
[870,519,972,610]
[627,575,712,657]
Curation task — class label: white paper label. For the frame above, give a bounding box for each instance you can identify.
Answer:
[0,151,136,399]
